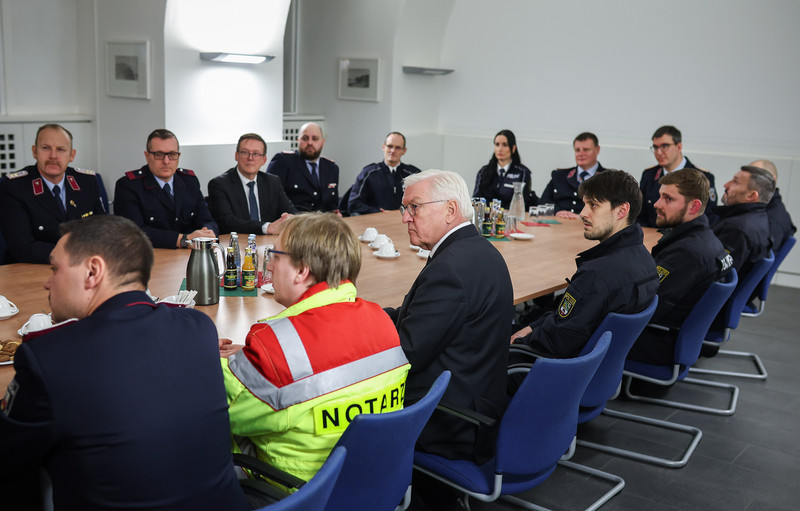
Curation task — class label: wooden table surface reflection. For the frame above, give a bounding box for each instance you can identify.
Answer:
[0,212,660,393]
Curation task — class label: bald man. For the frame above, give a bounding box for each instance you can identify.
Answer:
[748,159,795,252]
[266,122,340,212]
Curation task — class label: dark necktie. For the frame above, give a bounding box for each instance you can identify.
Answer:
[164,183,174,203]
[52,185,66,216]
[309,162,320,189]
[579,170,589,182]
[247,181,259,221]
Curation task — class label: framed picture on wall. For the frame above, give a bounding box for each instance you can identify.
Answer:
[338,58,380,102]
[106,41,150,100]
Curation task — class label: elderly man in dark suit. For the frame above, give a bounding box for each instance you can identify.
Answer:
[114,129,218,249]
[266,122,340,212]
[208,133,296,234]
[385,170,512,479]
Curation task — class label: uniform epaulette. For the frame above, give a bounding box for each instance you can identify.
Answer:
[321,156,337,164]
[125,169,145,180]
[697,167,711,174]
[177,168,196,177]
[555,167,573,172]
[73,168,96,175]
[7,170,28,179]
[282,150,294,154]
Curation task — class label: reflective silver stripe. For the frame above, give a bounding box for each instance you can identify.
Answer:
[229,346,409,410]
[267,317,313,381]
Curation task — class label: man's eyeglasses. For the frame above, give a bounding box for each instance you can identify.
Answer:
[399,200,447,217]
[650,143,674,153]
[238,150,265,159]
[266,248,289,258]
[148,151,181,161]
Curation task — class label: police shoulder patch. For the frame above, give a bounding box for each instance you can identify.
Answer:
[558,292,577,318]
[73,167,96,175]
[656,265,670,282]
[7,170,28,179]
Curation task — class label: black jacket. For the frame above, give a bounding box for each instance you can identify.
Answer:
[347,161,420,215]
[712,202,771,277]
[541,164,606,214]
[473,163,537,210]
[266,151,339,212]
[638,158,718,227]
[207,167,296,234]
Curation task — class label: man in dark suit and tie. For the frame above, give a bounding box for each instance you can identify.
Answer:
[208,133,296,234]
[0,123,106,264]
[114,129,218,249]
[266,122,340,212]
[385,170,513,508]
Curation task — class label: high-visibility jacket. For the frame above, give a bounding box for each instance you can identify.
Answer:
[222,281,409,481]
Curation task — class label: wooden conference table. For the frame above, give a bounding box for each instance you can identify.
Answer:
[0,212,660,393]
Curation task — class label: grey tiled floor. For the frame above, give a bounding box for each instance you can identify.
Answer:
[471,285,800,511]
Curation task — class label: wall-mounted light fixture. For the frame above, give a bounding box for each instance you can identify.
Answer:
[199,52,275,64]
[402,66,454,75]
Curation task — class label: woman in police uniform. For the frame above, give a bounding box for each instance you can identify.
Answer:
[473,129,537,209]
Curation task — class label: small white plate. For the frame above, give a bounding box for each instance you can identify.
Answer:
[409,244,421,251]
[417,249,431,259]
[374,250,401,259]
[509,232,535,240]
[0,360,13,366]
[261,283,275,294]
[158,295,196,308]
[358,235,376,243]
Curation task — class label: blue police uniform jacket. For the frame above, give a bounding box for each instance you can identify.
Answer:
[473,163,537,209]
[638,157,718,227]
[266,151,339,212]
[540,164,606,214]
[0,291,248,511]
[627,215,733,365]
[0,165,106,264]
[712,202,771,278]
[113,164,219,249]
[348,161,421,215]
[516,224,660,359]
[766,189,796,252]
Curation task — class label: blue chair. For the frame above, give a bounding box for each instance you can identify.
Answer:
[325,370,450,511]
[236,371,450,511]
[253,447,346,511]
[692,251,775,380]
[623,270,739,416]
[414,333,611,511]
[562,297,705,468]
[742,237,795,317]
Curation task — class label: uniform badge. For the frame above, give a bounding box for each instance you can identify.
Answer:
[558,292,577,318]
[125,170,144,180]
[328,183,337,188]
[567,169,576,179]
[74,167,96,175]
[709,187,717,202]
[178,168,196,177]
[67,175,80,191]
[7,170,28,179]
[655,168,663,180]
[32,178,44,195]
[656,265,670,282]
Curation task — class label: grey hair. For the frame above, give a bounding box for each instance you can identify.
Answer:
[740,165,776,204]
[403,169,472,219]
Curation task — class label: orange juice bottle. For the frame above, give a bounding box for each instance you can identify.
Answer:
[241,247,256,291]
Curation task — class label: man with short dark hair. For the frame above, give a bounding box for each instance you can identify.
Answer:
[540,132,605,219]
[512,170,659,358]
[748,159,795,252]
[0,215,247,511]
[627,168,732,364]
[347,131,421,215]
[638,125,718,227]
[208,133,296,234]
[267,122,340,212]
[114,129,218,249]
[219,213,409,481]
[712,165,774,276]
[0,123,106,263]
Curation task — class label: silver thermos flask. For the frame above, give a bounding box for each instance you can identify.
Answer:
[185,237,224,305]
